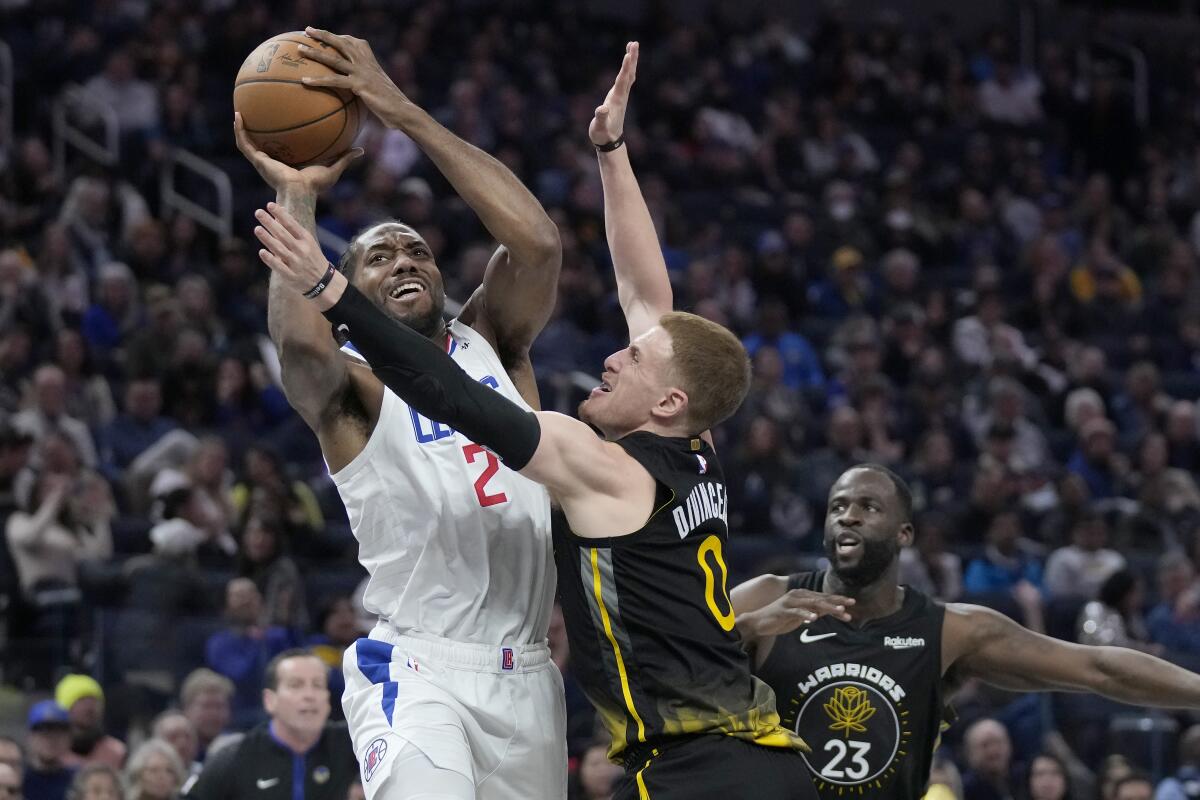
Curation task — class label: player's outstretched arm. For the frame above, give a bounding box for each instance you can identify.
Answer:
[945,603,1200,707]
[731,575,854,651]
[255,204,634,507]
[298,28,561,371]
[592,42,673,341]
[234,113,364,432]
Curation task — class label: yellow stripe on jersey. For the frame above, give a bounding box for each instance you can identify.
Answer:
[636,758,653,799]
[590,547,647,744]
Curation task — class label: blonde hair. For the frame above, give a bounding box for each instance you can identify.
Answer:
[125,739,186,800]
[658,311,751,432]
[179,668,234,708]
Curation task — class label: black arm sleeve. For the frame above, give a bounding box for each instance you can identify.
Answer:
[322,284,542,469]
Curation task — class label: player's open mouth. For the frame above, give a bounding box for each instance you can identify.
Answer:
[388,281,426,301]
[835,533,862,554]
[589,380,612,398]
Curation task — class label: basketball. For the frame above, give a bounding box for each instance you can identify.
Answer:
[233,32,363,167]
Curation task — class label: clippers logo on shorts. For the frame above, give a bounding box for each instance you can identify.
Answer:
[501,647,514,671]
[792,665,911,795]
[363,738,388,783]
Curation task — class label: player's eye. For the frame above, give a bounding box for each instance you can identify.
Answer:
[371,254,387,263]
[412,247,429,257]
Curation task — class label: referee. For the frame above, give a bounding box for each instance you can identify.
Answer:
[184,649,358,800]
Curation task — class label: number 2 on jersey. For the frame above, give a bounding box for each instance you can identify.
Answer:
[463,444,508,507]
[822,740,871,780]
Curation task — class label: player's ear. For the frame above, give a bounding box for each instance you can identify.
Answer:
[898,522,915,548]
[652,387,688,421]
[262,688,277,716]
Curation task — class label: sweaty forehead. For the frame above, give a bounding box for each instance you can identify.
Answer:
[357,222,425,251]
[632,326,674,360]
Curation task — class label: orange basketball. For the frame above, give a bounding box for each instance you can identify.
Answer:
[233,32,364,167]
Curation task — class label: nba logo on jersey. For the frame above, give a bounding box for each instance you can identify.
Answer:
[501,647,514,671]
[696,454,708,474]
[363,737,388,782]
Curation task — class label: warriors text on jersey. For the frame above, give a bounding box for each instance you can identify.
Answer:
[330,319,555,645]
[755,572,947,800]
[553,432,802,760]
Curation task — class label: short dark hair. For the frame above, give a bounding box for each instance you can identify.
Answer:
[264,648,319,691]
[856,463,914,523]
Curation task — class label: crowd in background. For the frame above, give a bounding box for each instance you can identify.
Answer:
[4,0,1200,797]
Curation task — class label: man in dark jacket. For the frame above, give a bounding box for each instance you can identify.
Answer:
[184,649,357,800]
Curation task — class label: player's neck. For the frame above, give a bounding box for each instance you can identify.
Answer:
[825,571,904,626]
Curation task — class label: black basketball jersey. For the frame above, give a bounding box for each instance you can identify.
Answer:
[755,572,947,800]
[553,431,801,761]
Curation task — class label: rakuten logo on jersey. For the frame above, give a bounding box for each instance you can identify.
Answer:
[884,636,925,649]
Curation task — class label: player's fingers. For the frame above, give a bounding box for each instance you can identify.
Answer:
[264,202,305,240]
[253,213,295,256]
[303,27,349,57]
[301,74,352,89]
[326,146,365,174]
[298,45,351,74]
[232,113,260,155]
[257,247,290,276]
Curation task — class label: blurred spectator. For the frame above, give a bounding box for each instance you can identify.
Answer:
[573,739,622,800]
[807,246,878,322]
[1146,556,1200,655]
[179,670,233,762]
[230,444,323,540]
[963,511,1044,595]
[81,263,141,362]
[962,718,1020,800]
[123,740,184,800]
[0,735,23,775]
[212,357,290,443]
[1042,512,1126,600]
[1066,418,1128,500]
[184,651,357,800]
[56,674,127,769]
[1113,775,1154,800]
[204,578,297,730]
[1110,362,1169,446]
[53,328,116,432]
[150,711,200,780]
[14,364,99,469]
[899,510,964,602]
[798,406,869,515]
[66,767,123,800]
[741,300,825,393]
[0,762,20,800]
[1077,569,1159,653]
[24,700,75,800]
[726,417,807,538]
[1026,753,1070,800]
[1132,432,1200,538]
[81,50,160,138]
[909,430,972,516]
[968,377,1050,478]
[6,470,113,598]
[1166,401,1200,472]
[236,515,307,629]
[306,595,362,720]
[100,377,177,480]
[66,764,124,800]
[1155,726,1200,800]
[978,59,1043,127]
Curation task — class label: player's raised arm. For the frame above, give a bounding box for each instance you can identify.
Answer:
[945,602,1200,707]
[297,29,561,374]
[234,113,365,434]
[591,42,674,341]
[730,576,854,659]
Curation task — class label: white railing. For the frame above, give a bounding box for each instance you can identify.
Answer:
[160,147,233,239]
[52,83,120,179]
[0,40,12,169]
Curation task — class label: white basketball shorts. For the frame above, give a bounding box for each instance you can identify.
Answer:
[343,624,567,800]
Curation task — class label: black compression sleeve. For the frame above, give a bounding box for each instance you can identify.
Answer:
[321,284,542,469]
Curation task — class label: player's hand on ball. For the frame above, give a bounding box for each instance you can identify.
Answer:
[299,28,410,124]
[589,42,639,147]
[234,112,362,193]
[253,203,347,307]
[752,589,855,636]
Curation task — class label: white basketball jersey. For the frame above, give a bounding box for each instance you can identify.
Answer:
[329,319,555,645]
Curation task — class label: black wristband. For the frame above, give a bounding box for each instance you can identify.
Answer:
[595,134,625,152]
[303,262,337,300]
